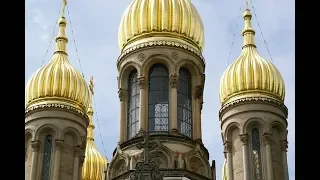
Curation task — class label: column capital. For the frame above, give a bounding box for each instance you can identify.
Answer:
[74,146,83,157]
[31,140,41,152]
[280,140,288,152]
[138,77,147,89]
[193,85,203,99]
[79,155,86,164]
[263,133,273,146]
[239,134,249,145]
[169,75,179,88]
[223,141,232,153]
[55,139,64,151]
[118,88,127,101]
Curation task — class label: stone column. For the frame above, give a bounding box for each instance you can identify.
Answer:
[73,146,82,180]
[169,75,179,135]
[53,140,64,180]
[118,88,127,143]
[193,85,203,142]
[79,155,85,180]
[263,133,273,180]
[280,140,289,180]
[224,141,233,180]
[30,140,41,180]
[138,77,147,135]
[240,134,250,180]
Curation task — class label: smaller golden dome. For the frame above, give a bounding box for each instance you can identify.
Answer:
[219,9,285,105]
[25,10,91,113]
[82,77,108,180]
[118,0,204,52]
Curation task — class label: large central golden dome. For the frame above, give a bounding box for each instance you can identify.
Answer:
[219,9,285,106]
[118,0,204,52]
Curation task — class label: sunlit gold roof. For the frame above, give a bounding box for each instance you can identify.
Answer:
[219,8,285,105]
[25,1,90,113]
[82,77,108,180]
[118,0,204,52]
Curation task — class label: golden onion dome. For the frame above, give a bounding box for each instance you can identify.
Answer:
[118,0,204,52]
[25,5,91,113]
[219,9,285,105]
[82,79,108,180]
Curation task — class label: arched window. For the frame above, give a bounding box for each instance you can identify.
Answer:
[252,128,263,180]
[177,68,192,138]
[41,135,53,180]
[148,64,169,133]
[127,69,140,139]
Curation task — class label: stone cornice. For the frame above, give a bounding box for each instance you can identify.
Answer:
[25,103,88,119]
[117,40,205,68]
[219,97,288,118]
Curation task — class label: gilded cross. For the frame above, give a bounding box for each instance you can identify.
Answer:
[245,0,249,9]
[89,76,94,95]
[62,0,67,17]
[136,131,157,163]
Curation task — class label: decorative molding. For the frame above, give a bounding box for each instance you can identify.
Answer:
[223,141,232,153]
[137,53,146,61]
[280,140,288,152]
[219,97,288,118]
[117,40,205,67]
[31,140,41,152]
[263,133,273,146]
[239,134,249,145]
[138,77,147,89]
[55,139,64,151]
[193,85,203,99]
[169,75,179,88]
[118,88,127,102]
[171,52,179,60]
[25,103,87,118]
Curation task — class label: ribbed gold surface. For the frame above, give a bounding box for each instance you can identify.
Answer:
[118,0,204,52]
[219,9,285,105]
[25,16,91,112]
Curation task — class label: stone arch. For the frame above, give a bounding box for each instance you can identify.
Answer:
[187,156,208,177]
[270,121,287,140]
[25,128,34,142]
[224,122,240,142]
[153,140,174,167]
[118,61,141,89]
[243,118,266,134]
[141,54,175,77]
[111,158,127,178]
[61,127,82,146]
[35,124,61,140]
[176,59,203,85]
[149,150,169,169]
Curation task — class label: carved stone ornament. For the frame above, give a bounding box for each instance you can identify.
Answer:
[138,77,147,89]
[263,133,273,146]
[129,161,164,180]
[239,134,249,145]
[55,140,64,151]
[169,75,179,88]
[223,141,232,153]
[118,88,127,101]
[171,52,179,60]
[280,140,288,152]
[138,53,146,61]
[31,140,41,152]
[25,103,87,118]
[193,85,203,99]
[74,146,82,157]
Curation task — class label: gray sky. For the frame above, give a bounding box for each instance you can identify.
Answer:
[25,0,295,179]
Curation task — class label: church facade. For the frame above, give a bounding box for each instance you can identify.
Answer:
[25,0,290,180]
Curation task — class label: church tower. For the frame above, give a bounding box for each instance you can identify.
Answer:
[25,1,91,180]
[107,0,215,179]
[219,2,289,180]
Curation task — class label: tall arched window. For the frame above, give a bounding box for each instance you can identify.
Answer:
[41,135,53,180]
[148,64,169,133]
[177,68,192,138]
[252,128,263,180]
[127,69,140,139]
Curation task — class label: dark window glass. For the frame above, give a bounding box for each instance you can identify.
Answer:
[127,70,140,139]
[252,128,263,180]
[148,64,169,133]
[41,135,53,180]
[177,68,192,138]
